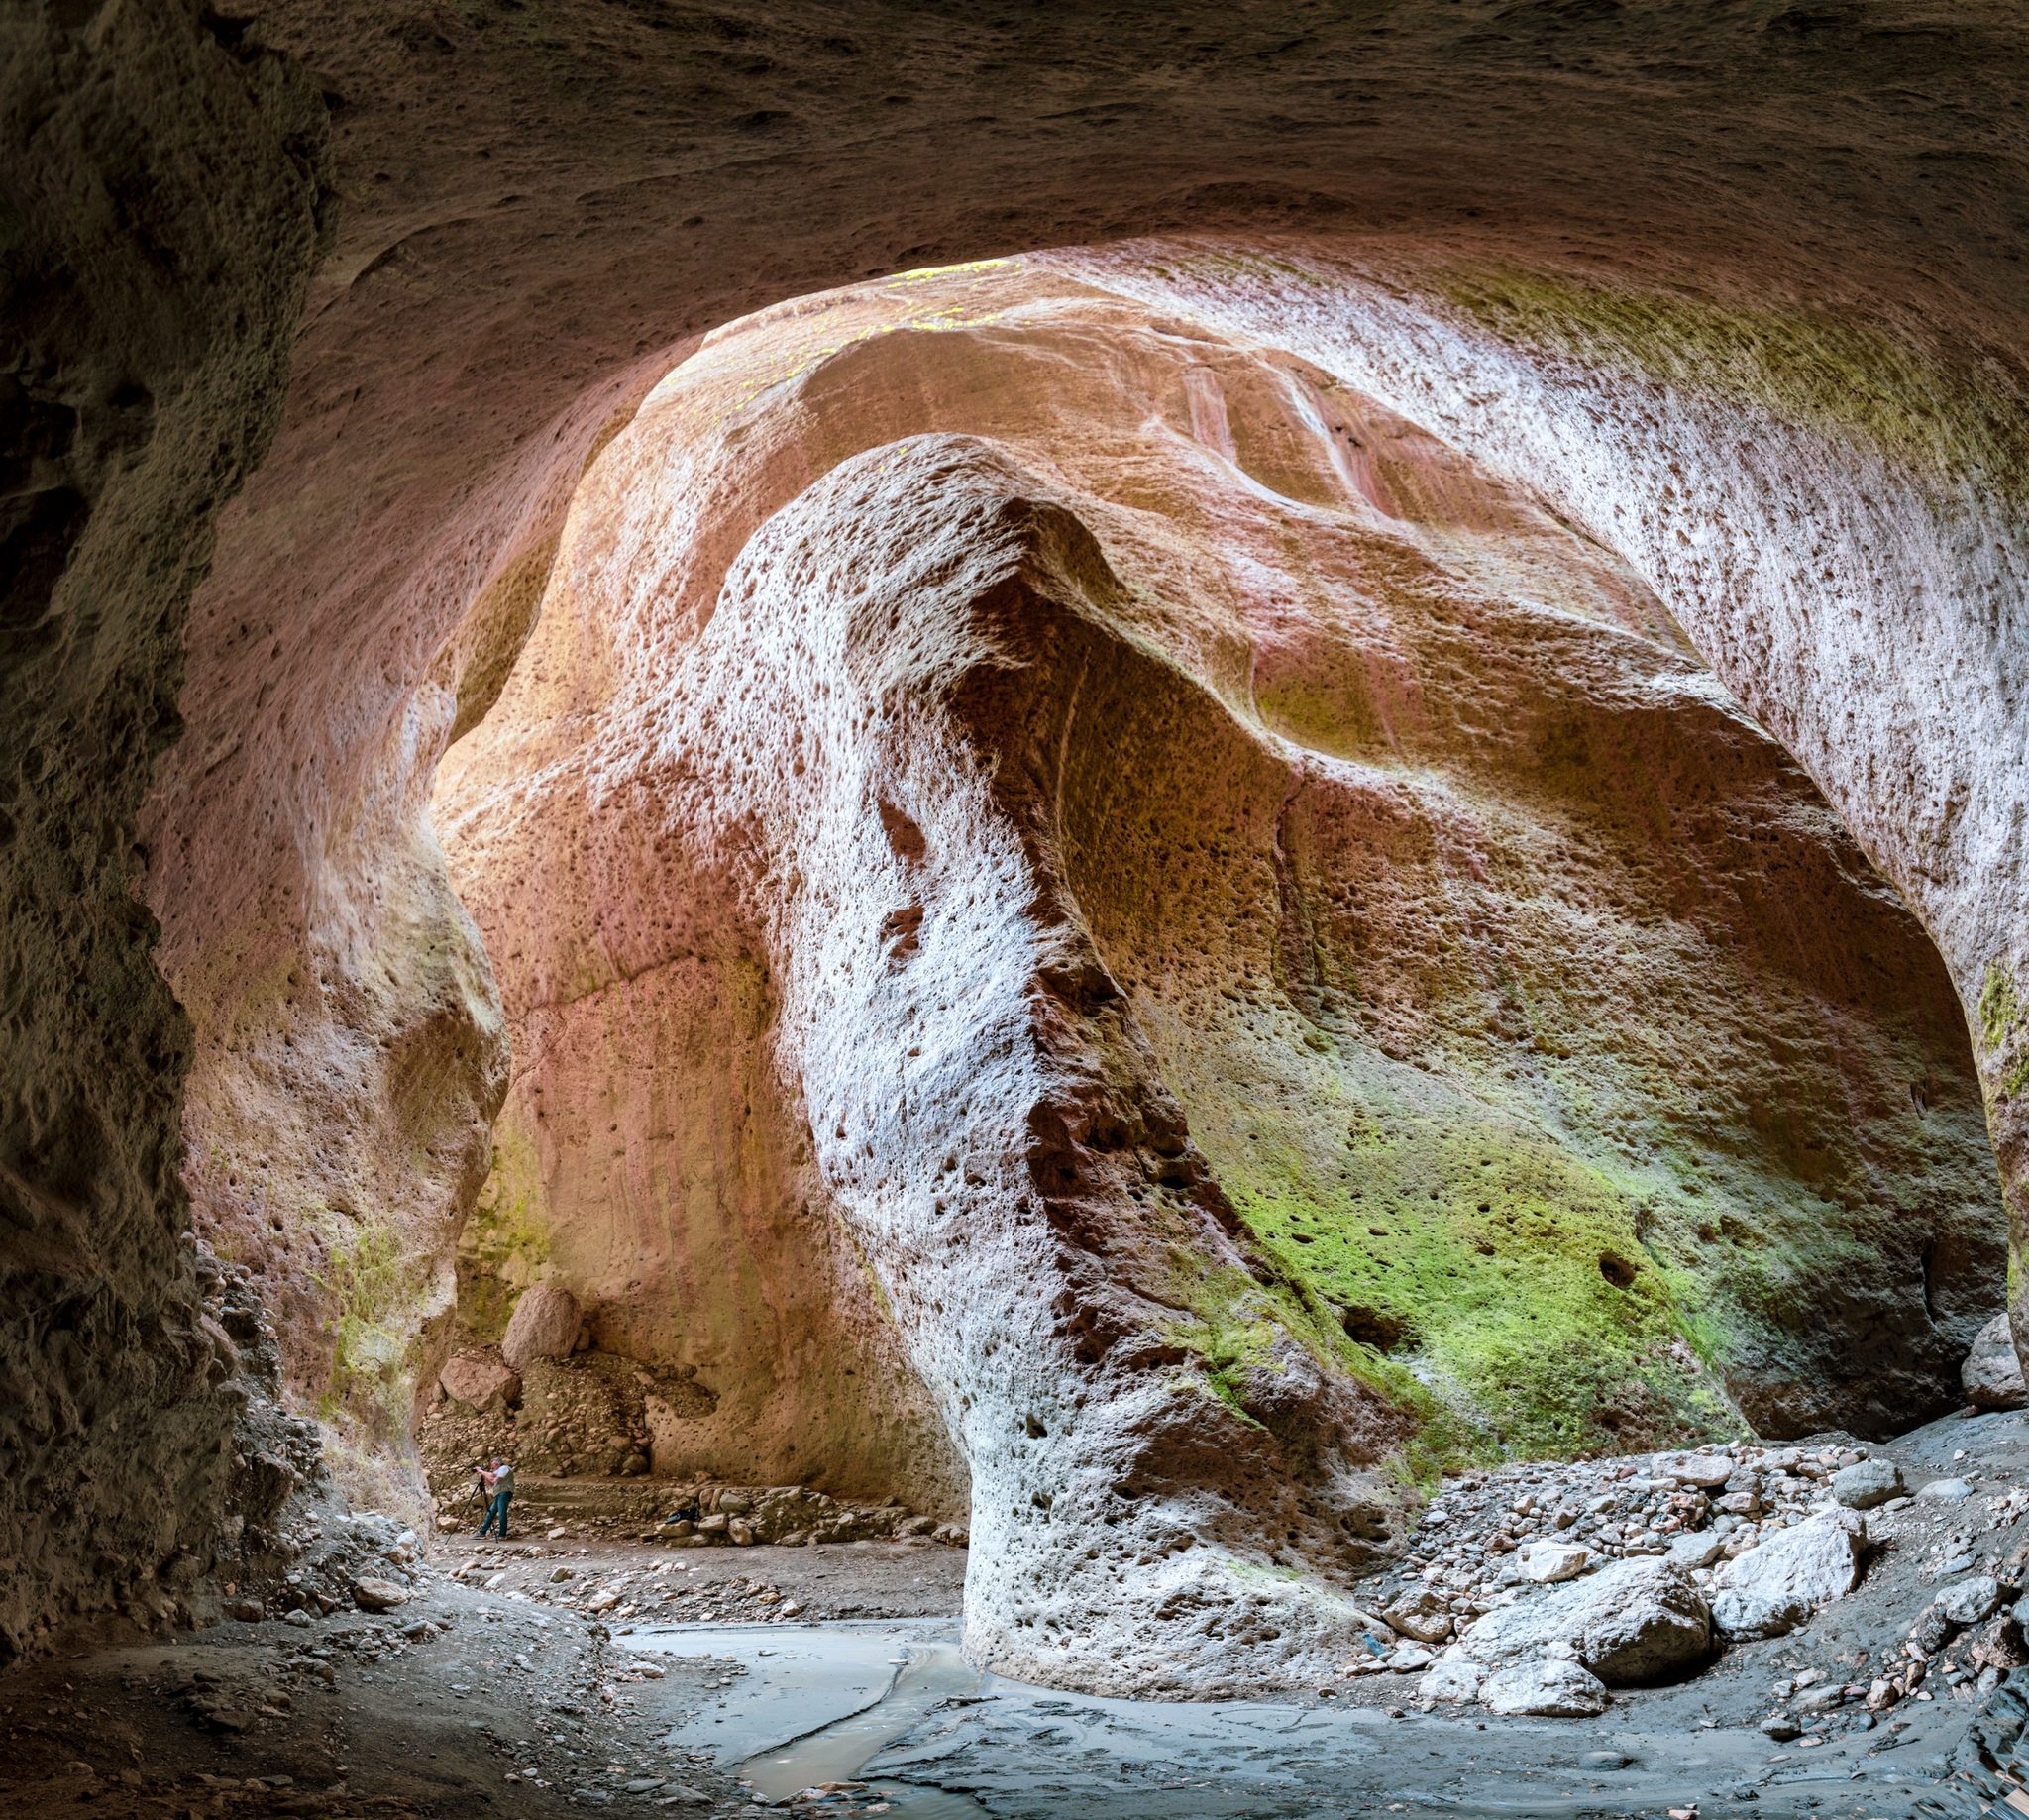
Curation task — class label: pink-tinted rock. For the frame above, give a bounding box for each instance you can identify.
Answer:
[439,1350,520,1409]
[499,1285,581,1370]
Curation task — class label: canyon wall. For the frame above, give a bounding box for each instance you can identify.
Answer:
[431,266,2004,1691]
[0,0,331,1659]
[9,0,2026,1674]
[1061,242,2029,1367]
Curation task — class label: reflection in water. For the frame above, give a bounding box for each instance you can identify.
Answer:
[741,1639,990,1819]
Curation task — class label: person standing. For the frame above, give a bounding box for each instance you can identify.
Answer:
[476,1457,514,1538]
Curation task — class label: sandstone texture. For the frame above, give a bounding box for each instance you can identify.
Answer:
[499,1283,581,1371]
[1967,1312,2029,1410]
[424,263,2003,1690]
[9,0,2029,1682]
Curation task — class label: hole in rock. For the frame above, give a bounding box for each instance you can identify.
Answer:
[1598,1253,1639,1291]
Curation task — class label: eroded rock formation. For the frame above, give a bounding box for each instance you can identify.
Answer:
[0,0,332,1661]
[430,266,2003,1691]
[9,0,2029,1683]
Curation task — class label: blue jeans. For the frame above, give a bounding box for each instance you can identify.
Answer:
[478,1490,510,1537]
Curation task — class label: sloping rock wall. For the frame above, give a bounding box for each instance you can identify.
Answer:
[432,267,2004,1691]
[0,0,332,1661]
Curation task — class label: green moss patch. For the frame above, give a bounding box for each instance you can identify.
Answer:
[456,1111,551,1343]
[1210,1102,1740,1462]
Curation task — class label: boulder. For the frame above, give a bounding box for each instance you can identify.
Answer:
[1521,1542,1593,1584]
[1480,1659,1611,1717]
[1382,1586,1455,1644]
[1656,1452,1736,1491]
[1831,1457,1904,1510]
[501,1285,582,1370]
[1456,1557,1711,1684]
[1709,1509,1864,1640]
[1938,1575,2003,1628]
[1917,1478,1974,1503]
[1665,1531,1728,1570]
[1420,1659,1486,1704]
[440,1349,520,1410]
[1386,1643,1436,1672]
[352,1578,410,1613]
[1963,1313,2028,1411]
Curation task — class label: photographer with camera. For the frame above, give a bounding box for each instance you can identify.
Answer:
[474,1456,514,1539]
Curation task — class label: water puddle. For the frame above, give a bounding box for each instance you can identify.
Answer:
[740,1637,989,1819]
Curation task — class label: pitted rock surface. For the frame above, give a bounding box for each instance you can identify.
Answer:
[1966,1313,2029,1411]
[1454,1557,1712,1685]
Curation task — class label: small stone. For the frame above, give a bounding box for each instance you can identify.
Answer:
[282,1609,311,1629]
[1761,1716,1801,1741]
[1581,1750,1632,1769]
[1387,1643,1436,1672]
[224,1598,264,1622]
[1831,1457,1905,1509]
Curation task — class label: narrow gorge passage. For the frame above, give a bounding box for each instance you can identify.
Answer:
[7,4,2029,1817]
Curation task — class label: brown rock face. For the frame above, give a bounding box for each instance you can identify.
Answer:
[432,267,2001,1690]
[0,1,333,1661]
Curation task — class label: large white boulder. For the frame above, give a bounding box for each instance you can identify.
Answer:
[1964,1312,2028,1411]
[1709,1508,1865,1640]
[1655,1451,1736,1491]
[1480,1659,1611,1717]
[1456,1557,1711,1685]
[1382,1585,1455,1643]
[500,1283,582,1370]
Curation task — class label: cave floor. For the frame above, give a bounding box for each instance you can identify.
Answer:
[12,1405,2029,1818]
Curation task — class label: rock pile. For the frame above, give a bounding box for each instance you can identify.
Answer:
[1350,1441,1892,1714]
[653,1484,964,1550]
[420,1349,717,1495]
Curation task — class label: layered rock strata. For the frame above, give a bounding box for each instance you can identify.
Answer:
[433,267,2002,1691]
